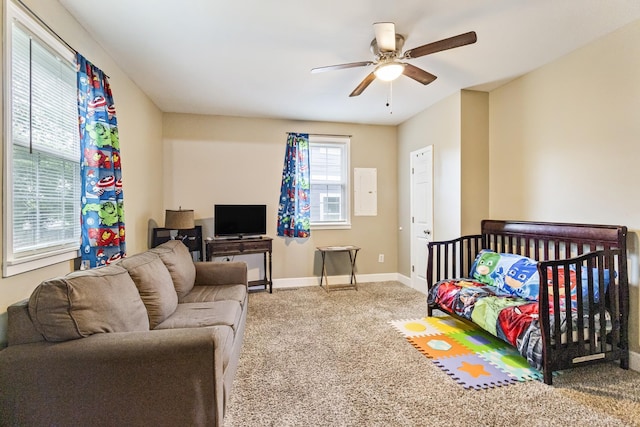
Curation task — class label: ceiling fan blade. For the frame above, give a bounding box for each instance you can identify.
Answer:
[403,63,437,85]
[311,61,373,73]
[404,31,477,59]
[373,22,396,52]
[349,72,376,97]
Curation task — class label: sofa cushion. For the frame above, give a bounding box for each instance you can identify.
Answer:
[119,252,178,328]
[181,284,247,307]
[154,301,243,334]
[150,240,196,299]
[28,264,149,342]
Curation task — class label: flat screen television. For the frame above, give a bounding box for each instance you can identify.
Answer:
[214,204,267,239]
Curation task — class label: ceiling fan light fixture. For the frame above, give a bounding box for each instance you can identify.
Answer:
[374,62,404,81]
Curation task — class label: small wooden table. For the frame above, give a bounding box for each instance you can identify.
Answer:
[316,245,360,293]
[206,237,273,293]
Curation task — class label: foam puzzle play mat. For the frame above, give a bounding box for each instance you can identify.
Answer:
[389,315,544,390]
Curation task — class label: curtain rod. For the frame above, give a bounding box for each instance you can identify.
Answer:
[15,0,111,78]
[286,132,352,138]
[16,0,77,54]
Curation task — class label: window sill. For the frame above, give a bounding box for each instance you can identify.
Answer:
[311,222,352,231]
[3,247,79,277]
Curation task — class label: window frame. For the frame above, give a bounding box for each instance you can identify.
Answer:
[309,135,351,230]
[3,1,80,277]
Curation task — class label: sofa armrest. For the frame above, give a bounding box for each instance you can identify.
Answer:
[0,327,231,426]
[194,261,248,287]
[7,299,44,346]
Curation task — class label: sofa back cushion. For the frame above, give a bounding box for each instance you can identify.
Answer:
[28,264,149,342]
[150,240,196,299]
[118,252,179,328]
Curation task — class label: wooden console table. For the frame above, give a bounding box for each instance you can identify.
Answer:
[206,237,272,293]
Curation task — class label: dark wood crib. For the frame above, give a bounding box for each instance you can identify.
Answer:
[426,219,629,385]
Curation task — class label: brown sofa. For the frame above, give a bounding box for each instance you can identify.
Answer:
[0,240,248,427]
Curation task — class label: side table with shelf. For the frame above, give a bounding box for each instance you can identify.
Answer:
[206,237,273,293]
[152,226,203,261]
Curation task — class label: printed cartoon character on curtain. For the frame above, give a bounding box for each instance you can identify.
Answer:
[77,53,126,268]
[277,133,311,238]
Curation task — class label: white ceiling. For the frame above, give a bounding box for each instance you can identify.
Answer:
[58,0,640,126]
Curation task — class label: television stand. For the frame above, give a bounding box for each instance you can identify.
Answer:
[205,236,272,293]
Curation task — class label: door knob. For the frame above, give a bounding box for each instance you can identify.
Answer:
[424,230,431,235]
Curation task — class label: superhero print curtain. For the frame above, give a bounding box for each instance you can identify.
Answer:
[77,53,126,268]
[277,133,311,238]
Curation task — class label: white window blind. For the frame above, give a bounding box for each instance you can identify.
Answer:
[309,136,350,228]
[4,3,80,276]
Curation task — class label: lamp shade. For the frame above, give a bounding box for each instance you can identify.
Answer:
[165,209,195,230]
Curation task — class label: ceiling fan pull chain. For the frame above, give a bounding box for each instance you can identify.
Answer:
[386,81,393,114]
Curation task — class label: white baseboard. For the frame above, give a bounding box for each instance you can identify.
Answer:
[630,350,640,372]
[273,273,424,295]
[396,273,411,287]
[273,273,401,289]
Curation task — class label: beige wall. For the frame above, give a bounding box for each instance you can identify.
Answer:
[396,90,489,279]
[460,90,489,236]
[397,92,461,280]
[0,1,164,346]
[162,114,398,281]
[489,19,640,352]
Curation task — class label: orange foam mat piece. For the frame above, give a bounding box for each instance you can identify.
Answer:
[408,334,474,360]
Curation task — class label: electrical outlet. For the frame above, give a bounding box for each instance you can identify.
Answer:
[378,254,384,263]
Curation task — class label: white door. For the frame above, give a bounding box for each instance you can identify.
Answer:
[410,146,433,294]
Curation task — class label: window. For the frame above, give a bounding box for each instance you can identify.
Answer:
[3,2,80,276]
[309,135,350,229]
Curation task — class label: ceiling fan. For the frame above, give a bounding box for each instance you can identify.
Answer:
[311,22,477,97]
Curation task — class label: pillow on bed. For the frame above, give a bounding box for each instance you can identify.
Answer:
[469,250,540,301]
[545,266,612,310]
[470,250,613,306]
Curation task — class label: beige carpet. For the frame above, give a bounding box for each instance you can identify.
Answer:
[224,281,640,426]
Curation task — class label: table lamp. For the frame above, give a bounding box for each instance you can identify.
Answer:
[165,208,195,241]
